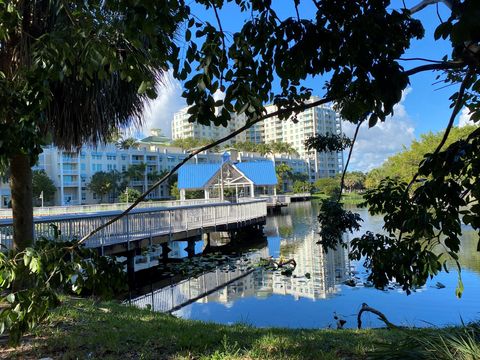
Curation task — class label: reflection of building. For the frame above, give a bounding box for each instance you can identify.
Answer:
[271,232,348,300]
[130,229,348,312]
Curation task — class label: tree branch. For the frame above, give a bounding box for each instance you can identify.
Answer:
[399,57,445,63]
[409,0,454,15]
[357,303,397,329]
[337,120,363,202]
[405,68,473,193]
[395,68,474,243]
[212,2,226,87]
[403,61,466,77]
[76,97,333,245]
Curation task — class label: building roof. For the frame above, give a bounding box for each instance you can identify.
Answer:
[178,161,277,190]
[140,135,171,144]
[236,161,277,186]
[178,164,221,189]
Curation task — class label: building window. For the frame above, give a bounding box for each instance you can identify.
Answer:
[107,155,116,160]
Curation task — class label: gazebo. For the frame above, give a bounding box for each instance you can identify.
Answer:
[177,160,278,201]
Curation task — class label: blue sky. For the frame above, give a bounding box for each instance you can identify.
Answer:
[139,1,471,171]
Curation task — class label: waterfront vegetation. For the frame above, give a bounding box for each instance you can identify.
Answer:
[4,297,479,360]
[1,0,480,355]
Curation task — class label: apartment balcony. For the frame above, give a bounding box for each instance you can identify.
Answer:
[63,182,79,187]
[131,159,144,165]
[130,180,144,186]
[62,169,78,175]
[61,157,78,163]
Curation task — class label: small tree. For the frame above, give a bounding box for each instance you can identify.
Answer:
[32,170,56,206]
[292,180,312,193]
[275,163,293,193]
[314,178,341,197]
[119,188,141,203]
[88,172,114,203]
[170,181,180,200]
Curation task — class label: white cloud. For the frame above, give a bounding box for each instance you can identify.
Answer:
[458,107,474,127]
[137,70,186,138]
[342,88,415,172]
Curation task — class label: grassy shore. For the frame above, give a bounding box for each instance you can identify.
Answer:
[2,298,449,360]
[311,192,365,205]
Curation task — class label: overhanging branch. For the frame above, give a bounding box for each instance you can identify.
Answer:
[409,0,454,15]
[403,61,466,76]
[338,120,363,202]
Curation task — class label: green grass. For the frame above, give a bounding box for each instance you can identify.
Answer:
[4,298,426,360]
[340,193,365,205]
[311,192,364,205]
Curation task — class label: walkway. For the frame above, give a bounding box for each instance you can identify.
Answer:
[0,199,267,254]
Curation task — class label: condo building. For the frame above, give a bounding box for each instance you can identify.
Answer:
[262,98,344,180]
[172,97,344,181]
[0,137,312,208]
[172,107,247,145]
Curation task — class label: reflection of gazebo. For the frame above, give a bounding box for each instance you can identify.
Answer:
[177,161,278,201]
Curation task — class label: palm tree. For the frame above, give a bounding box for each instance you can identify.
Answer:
[123,163,147,192]
[117,137,140,150]
[0,2,187,250]
[256,143,273,156]
[270,141,299,156]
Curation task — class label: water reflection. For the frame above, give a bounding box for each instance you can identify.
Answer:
[130,201,480,329]
[130,204,349,312]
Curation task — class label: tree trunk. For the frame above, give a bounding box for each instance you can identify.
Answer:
[10,153,34,251]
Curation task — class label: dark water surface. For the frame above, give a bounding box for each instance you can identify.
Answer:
[132,201,480,329]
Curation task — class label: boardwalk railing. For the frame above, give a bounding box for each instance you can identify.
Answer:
[0,199,267,250]
[0,198,224,219]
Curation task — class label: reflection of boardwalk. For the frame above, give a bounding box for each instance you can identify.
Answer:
[129,247,268,312]
[130,232,348,313]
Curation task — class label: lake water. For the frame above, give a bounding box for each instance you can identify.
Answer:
[131,200,480,329]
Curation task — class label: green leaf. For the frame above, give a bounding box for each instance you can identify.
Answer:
[6,293,14,303]
[137,81,150,94]
[455,278,464,298]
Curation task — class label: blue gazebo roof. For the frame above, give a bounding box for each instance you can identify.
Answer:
[177,161,277,190]
[235,161,277,185]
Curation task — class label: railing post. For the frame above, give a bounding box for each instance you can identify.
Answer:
[214,206,217,230]
[126,213,130,251]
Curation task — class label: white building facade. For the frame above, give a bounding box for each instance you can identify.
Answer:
[172,107,247,145]
[173,97,344,181]
[262,98,344,180]
[0,144,312,208]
